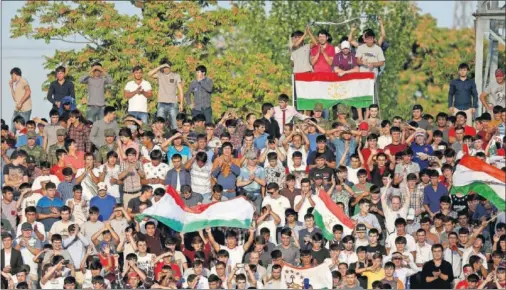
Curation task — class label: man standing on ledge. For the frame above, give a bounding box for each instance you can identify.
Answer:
[47,66,75,109]
[448,63,478,126]
[185,65,213,123]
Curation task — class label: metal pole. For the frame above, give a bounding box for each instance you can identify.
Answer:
[475,17,485,114]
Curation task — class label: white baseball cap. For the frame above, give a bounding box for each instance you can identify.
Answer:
[98,182,107,191]
[341,40,351,49]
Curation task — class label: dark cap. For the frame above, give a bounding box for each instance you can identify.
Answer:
[356,223,367,232]
[104,129,116,137]
[56,128,67,136]
[313,172,324,180]
[21,222,33,231]
[27,131,37,139]
[412,104,423,111]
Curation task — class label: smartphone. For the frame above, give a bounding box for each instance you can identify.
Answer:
[303,278,310,289]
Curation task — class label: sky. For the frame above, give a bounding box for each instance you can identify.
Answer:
[1,1,473,124]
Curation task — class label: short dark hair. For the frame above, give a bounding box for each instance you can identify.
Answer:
[104,106,116,116]
[10,67,22,76]
[132,65,143,72]
[196,65,207,74]
[458,63,470,70]
[55,66,66,73]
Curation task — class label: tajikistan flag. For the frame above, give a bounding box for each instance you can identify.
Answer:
[294,72,375,110]
[313,189,355,240]
[281,261,333,289]
[450,156,506,209]
[136,186,255,232]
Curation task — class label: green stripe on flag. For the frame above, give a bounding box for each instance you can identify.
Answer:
[296,96,373,110]
[136,214,252,232]
[450,181,505,209]
[313,210,335,241]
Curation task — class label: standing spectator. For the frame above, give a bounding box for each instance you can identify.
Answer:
[165,154,191,193]
[290,26,317,73]
[273,94,307,135]
[260,103,281,140]
[119,148,145,210]
[9,67,32,132]
[124,66,153,123]
[67,110,91,153]
[40,109,64,152]
[79,62,113,122]
[148,59,184,129]
[448,63,478,125]
[423,170,448,217]
[36,182,64,234]
[185,65,214,123]
[89,106,118,150]
[90,183,116,221]
[0,232,24,274]
[332,41,359,76]
[2,186,17,232]
[421,244,454,289]
[46,66,75,109]
[480,68,505,112]
[356,29,385,75]
[310,29,334,72]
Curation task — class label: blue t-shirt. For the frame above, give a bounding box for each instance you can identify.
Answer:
[254,133,269,150]
[90,194,117,221]
[307,133,321,152]
[423,183,448,213]
[411,143,433,170]
[36,196,64,230]
[166,146,192,165]
[239,166,265,193]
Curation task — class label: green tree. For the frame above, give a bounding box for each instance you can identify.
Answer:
[10,0,288,119]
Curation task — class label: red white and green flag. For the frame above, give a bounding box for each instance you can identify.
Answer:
[313,189,355,240]
[294,72,375,110]
[450,156,506,209]
[136,186,255,232]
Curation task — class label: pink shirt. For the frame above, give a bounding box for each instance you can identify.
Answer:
[310,44,335,72]
[273,106,307,134]
[119,141,140,162]
[64,151,85,170]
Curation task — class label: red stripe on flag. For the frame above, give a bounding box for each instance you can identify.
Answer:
[318,189,355,229]
[294,72,375,82]
[458,156,506,183]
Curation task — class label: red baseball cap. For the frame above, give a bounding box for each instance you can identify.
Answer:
[358,122,369,131]
[496,68,504,77]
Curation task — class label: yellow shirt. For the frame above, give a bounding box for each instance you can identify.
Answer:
[362,268,385,289]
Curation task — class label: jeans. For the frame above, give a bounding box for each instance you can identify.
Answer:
[192,107,213,123]
[157,103,178,129]
[128,111,149,124]
[86,106,104,122]
[11,110,32,133]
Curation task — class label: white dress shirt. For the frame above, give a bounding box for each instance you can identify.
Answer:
[273,105,307,134]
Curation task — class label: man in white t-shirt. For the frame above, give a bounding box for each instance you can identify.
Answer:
[123,66,153,123]
[355,29,385,75]
[16,206,46,241]
[49,205,74,240]
[262,183,290,227]
[207,227,256,266]
[143,150,169,191]
[16,188,43,223]
[293,178,315,223]
[31,162,60,192]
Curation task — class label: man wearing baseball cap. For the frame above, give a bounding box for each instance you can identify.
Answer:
[89,182,116,221]
[333,40,359,76]
[480,68,505,112]
[19,131,46,166]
